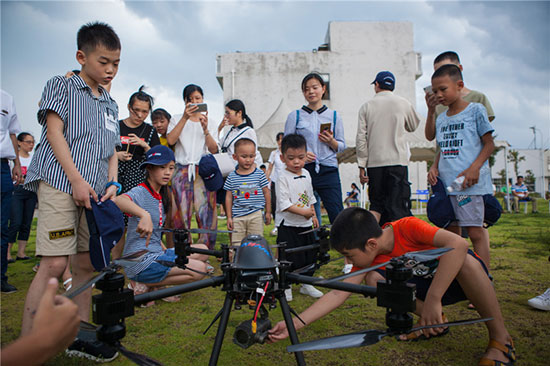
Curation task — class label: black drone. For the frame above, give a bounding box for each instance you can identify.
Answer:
[65,226,489,366]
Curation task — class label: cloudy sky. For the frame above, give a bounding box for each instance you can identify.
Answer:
[1,0,549,150]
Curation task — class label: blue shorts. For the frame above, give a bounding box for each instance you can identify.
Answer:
[133,248,176,284]
[375,249,489,305]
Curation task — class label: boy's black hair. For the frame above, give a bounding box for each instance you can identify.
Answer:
[234,137,256,151]
[151,108,171,122]
[281,133,307,154]
[432,64,463,82]
[276,132,284,141]
[330,207,382,252]
[77,22,121,54]
[128,85,154,112]
[260,164,266,169]
[434,51,460,65]
[517,175,524,180]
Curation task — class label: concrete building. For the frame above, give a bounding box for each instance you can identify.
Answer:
[216,21,434,200]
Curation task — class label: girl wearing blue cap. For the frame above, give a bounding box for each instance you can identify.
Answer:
[114,145,209,301]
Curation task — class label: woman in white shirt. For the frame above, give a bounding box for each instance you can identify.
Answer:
[266,132,284,235]
[167,84,219,249]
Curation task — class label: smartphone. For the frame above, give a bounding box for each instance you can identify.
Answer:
[191,103,207,112]
[423,85,433,94]
[320,122,332,133]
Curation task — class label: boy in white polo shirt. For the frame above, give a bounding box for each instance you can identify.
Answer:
[276,134,322,300]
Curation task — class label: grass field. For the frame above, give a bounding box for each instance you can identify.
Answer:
[1,201,549,366]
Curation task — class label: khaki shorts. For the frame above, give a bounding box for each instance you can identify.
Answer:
[35,181,89,256]
[231,210,264,246]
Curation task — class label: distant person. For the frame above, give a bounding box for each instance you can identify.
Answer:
[275,134,322,301]
[21,22,121,362]
[426,64,495,270]
[284,73,346,224]
[1,89,22,294]
[501,178,515,212]
[152,108,173,149]
[166,84,219,249]
[224,138,271,245]
[266,132,285,236]
[356,71,420,225]
[6,133,37,262]
[512,176,538,213]
[344,183,360,208]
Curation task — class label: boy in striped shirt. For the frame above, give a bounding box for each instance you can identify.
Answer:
[224,138,271,245]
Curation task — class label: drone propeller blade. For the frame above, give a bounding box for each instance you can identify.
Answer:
[287,329,386,352]
[161,228,232,234]
[64,270,109,299]
[155,260,177,268]
[291,263,317,274]
[317,260,391,284]
[112,250,149,267]
[299,225,331,235]
[403,247,453,263]
[116,343,163,366]
[406,317,492,335]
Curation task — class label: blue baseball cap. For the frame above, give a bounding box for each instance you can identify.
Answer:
[371,71,395,90]
[140,145,175,169]
[198,154,224,192]
[483,194,502,228]
[427,177,456,228]
[86,197,125,271]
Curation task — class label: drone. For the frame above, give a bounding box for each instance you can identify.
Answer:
[65,225,490,366]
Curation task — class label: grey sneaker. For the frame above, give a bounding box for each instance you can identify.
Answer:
[66,338,119,363]
[527,288,550,311]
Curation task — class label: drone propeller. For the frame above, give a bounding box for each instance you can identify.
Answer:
[299,225,331,235]
[64,250,149,299]
[161,228,232,234]
[318,247,453,284]
[287,317,492,352]
[79,321,163,366]
[154,259,213,277]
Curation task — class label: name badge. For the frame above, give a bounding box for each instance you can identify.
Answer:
[104,112,118,133]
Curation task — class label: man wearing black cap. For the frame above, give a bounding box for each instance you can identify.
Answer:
[355,71,420,225]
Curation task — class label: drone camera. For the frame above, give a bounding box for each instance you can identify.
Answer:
[92,273,135,326]
[233,318,272,349]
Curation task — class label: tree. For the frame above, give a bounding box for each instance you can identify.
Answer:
[489,146,504,168]
[507,149,525,179]
[497,168,506,186]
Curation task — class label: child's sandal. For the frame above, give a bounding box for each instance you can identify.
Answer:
[63,278,73,292]
[398,314,449,342]
[478,339,516,366]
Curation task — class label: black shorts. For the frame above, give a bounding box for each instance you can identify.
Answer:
[375,250,489,305]
[367,165,412,225]
[277,221,316,276]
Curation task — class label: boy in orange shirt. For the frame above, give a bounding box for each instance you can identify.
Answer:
[268,207,515,366]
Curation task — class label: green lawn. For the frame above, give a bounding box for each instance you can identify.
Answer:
[1,201,549,366]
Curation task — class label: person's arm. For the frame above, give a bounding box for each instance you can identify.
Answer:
[266,163,274,182]
[424,92,439,141]
[166,103,198,146]
[418,228,469,337]
[427,152,440,186]
[9,133,21,185]
[113,194,153,245]
[101,148,119,202]
[225,190,234,230]
[458,132,495,189]
[405,106,421,133]
[1,278,79,366]
[46,111,98,209]
[356,104,369,185]
[268,274,365,342]
[263,186,271,225]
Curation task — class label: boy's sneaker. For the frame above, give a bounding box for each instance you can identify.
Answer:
[270,227,278,236]
[300,284,323,298]
[285,288,293,302]
[527,288,550,311]
[1,281,17,293]
[342,264,353,274]
[66,338,118,362]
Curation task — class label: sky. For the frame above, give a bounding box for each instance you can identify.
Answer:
[1,0,549,150]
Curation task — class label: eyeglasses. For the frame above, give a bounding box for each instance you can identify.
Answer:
[22,140,35,144]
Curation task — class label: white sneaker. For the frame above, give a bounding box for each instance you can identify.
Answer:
[342,264,353,274]
[285,288,293,302]
[270,227,278,236]
[300,284,323,298]
[527,288,550,311]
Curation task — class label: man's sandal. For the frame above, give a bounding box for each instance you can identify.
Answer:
[478,339,516,366]
[398,314,449,341]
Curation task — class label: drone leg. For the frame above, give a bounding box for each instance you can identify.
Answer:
[203,307,224,335]
[208,293,234,366]
[277,293,306,366]
[288,306,306,326]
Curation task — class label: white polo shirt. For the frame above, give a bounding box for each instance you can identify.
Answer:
[0,89,22,159]
[275,168,316,228]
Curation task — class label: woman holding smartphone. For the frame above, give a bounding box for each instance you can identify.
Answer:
[283,73,346,225]
[167,84,219,249]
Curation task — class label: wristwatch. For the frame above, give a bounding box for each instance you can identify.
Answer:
[105,181,122,195]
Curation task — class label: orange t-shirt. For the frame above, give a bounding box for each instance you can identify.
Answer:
[351,217,439,272]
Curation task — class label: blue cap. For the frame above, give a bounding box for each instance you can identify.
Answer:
[198,154,224,192]
[483,194,502,227]
[140,145,175,169]
[427,177,456,228]
[86,197,125,271]
[371,71,395,90]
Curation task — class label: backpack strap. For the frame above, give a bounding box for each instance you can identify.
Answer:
[296,110,300,128]
[221,126,251,152]
[333,110,337,130]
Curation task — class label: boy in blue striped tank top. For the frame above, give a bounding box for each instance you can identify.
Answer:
[224,138,271,246]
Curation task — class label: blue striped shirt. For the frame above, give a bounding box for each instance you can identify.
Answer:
[122,184,166,278]
[25,75,120,195]
[224,168,269,217]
